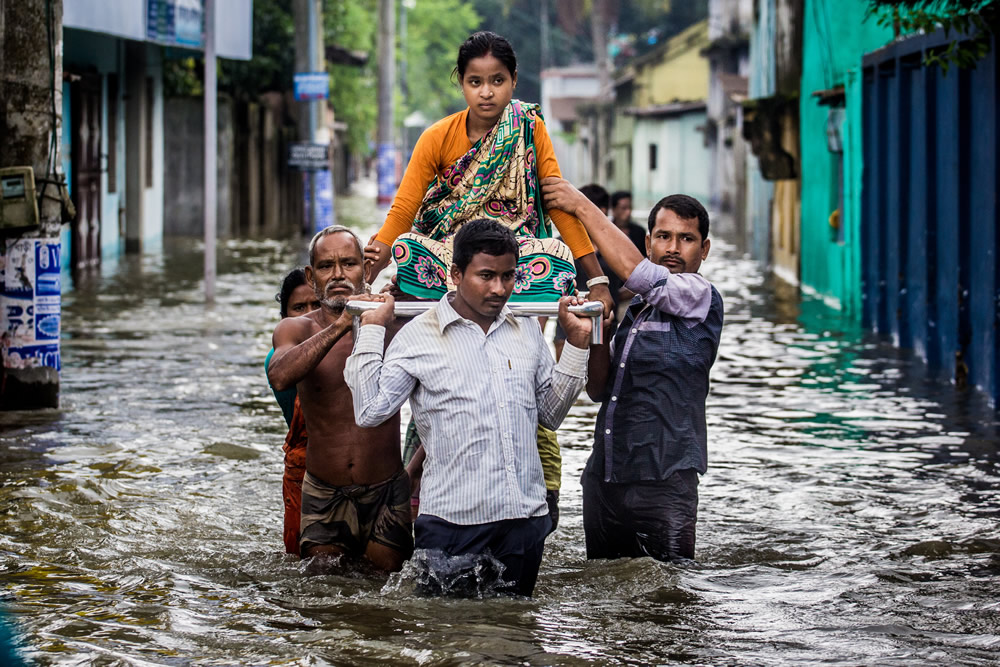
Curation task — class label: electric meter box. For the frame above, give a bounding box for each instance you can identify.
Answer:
[0,166,40,232]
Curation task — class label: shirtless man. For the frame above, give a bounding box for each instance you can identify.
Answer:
[267,225,412,571]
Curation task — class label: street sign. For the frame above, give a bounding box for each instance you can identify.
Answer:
[147,0,204,48]
[294,72,329,101]
[288,143,330,171]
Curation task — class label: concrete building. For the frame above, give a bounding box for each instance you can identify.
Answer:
[703,0,752,246]
[743,0,803,285]
[60,0,251,277]
[608,70,636,194]
[623,19,712,213]
[539,65,601,187]
[799,0,891,314]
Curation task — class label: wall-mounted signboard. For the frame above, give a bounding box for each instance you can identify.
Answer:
[294,73,330,101]
[147,0,204,48]
[288,143,330,171]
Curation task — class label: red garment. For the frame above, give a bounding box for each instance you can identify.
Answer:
[282,396,308,555]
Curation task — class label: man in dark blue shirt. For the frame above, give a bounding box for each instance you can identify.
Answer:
[542,177,724,562]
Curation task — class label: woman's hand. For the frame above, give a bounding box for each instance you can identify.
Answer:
[365,237,392,279]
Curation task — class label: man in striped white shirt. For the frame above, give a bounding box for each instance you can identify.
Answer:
[344,219,593,596]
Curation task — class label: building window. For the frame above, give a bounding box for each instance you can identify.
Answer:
[145,77,154,188]
[648,143,657,171]
[106,74,118,193]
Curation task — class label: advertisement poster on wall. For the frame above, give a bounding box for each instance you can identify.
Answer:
[1,239,61,372]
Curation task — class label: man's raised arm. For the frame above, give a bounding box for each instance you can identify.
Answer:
[343,295,417,427]
[267,309,352,391]
[541,176,645,283]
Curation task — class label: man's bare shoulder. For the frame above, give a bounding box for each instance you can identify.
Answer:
[272,310,326,346]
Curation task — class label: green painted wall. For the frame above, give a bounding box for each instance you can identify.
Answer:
[799,0,892,316]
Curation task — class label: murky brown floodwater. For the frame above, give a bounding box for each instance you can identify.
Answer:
[2,193,999,666]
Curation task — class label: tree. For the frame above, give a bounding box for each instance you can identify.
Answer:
[867,0,998,71]
[400,0,481,120]
[325,0,378,155]
[164,0,297,99]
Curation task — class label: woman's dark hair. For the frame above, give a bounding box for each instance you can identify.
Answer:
[453,31,518,81]
[453,218,519,272]
[275,267,308,318]
[647,194,711,240]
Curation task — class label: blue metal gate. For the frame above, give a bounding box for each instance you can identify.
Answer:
[862,31,998,405]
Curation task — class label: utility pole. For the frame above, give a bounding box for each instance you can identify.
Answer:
[376,0,396,206]
[590,0,612,184]
[540,0,550,72]
[294,0,334,233]
[399,0,411,104]
[0,0,65,409]
[204,0,217,302]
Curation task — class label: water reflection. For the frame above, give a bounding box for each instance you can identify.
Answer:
[0,206,998,664]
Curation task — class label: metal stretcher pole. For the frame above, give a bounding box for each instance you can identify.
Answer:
[346,300,605,346]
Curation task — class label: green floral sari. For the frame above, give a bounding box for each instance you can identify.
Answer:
[392,100,576,301]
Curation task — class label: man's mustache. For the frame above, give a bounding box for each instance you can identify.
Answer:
[325,279,357,294]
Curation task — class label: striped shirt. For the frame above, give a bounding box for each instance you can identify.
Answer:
[345,294,589,525]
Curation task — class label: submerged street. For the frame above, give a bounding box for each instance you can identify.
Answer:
[1,193,999,666]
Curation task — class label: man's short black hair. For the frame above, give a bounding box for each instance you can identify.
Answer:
[453,218,519,272]
[579,183,610,211]
[610,190,632,209]
[647,194,710,240]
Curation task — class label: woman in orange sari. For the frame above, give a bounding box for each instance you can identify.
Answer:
[365,31,613,311]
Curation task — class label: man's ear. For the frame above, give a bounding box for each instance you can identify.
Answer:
[701,238,711,260]
[305,265,316,288]
[363,258,373,285]
[450,263,462,287]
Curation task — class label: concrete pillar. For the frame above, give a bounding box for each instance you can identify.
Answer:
[0,0,64,409]
[124,41,147,254]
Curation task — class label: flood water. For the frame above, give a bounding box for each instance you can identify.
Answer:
[2,195,999,666]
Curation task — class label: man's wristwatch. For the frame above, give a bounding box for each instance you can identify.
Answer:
[586,276,610,289]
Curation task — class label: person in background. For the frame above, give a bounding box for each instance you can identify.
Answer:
[267,268,320,424]
[610,190,646,255]
[540,183,614,534]
[266,268,320,556]
[609,191,648,313]
[542,177,724,563]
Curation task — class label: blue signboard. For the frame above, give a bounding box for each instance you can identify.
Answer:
[314,170,335,232]
[147,0,204,49]
[294,73,330,101]
[376,143,396,205]
[34,241,60,342]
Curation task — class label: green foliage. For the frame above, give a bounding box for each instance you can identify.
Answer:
[401,0,482,120]
[163,0,295,98]
[867,0,997,72]
[163,55,203,97]
[220,0,296,97]
[325,0,378,155]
